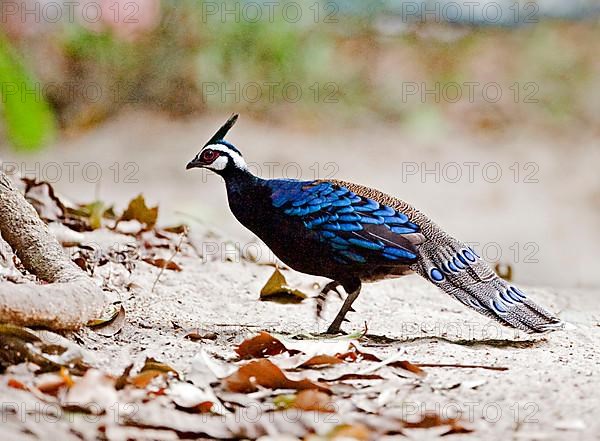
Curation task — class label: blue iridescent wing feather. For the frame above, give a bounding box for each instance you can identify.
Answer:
[268,180,421,265]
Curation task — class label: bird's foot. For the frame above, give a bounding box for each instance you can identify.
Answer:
[324,323,348,335]
[316,279,362,335]
[315,281,344,319]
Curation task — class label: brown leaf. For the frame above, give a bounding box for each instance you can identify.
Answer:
[131,370,165,389]
[235,331,289,359]
[162,224,188,234]
[130,357,180,388]
[292,389,335,412]
[119,194,158,231]
[224,359,329,393]
[22,179,64,221]
[403,411,473,435]
[36,372,68,394]
[321,373,383,382]
[115,364,134,390]
[143,257,182,271]
[259,268,307,304]
[300,354,344,368]
[7,378,27,390]
[185,330,218,341]
[342,343,426,377]
[388,360,426,376]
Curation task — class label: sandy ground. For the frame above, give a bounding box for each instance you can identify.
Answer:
[2,225,599,440]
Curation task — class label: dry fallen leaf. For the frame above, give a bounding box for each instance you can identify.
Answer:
[292,389,335,412]
[7,378,28,390]
[260,268,307,303]
[22,178,64,222]
[0,324,66,373]
[36,371,68,395]
[235,331,289,359]
[225,359,330,393]
[402,411,473,435]
[184,330,218,341]
[162,224,188,234]
[343,343,426,377]
[300,354,344,368]
[143,257,182,271]
[320,373,383,383]
[237,332,424,375]
[119,194,158,231]
[131,370,166,389]
[87,303,126,336]
[130,357,180,388]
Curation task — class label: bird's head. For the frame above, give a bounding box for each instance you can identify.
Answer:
[186,114,247,175]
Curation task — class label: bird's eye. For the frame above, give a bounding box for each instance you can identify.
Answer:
[201,149,218,162]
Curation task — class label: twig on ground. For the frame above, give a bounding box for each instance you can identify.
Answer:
[151,228,187,292]
[416,363,508,371]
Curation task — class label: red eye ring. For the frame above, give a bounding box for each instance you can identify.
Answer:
[201,149,219,163]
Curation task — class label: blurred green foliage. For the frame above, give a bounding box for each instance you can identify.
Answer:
[0,33,56,152]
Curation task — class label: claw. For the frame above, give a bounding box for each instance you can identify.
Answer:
[348,307,356,312]
[315,281,344,319]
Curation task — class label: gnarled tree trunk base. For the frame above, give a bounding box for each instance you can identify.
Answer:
[0,171,107,330]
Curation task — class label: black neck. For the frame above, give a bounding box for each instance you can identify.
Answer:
[223,166,262,194]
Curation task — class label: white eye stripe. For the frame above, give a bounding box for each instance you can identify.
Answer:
[207,156,228,171]
[202,143,247,170]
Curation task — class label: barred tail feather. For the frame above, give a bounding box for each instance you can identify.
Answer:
[415,241,564,333]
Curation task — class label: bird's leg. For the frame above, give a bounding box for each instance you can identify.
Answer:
[326,279,362,334]
[316,281,344,318]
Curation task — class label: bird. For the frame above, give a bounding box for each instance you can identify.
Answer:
[186,114,564,335]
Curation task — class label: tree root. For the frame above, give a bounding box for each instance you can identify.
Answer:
[0,171,107,330]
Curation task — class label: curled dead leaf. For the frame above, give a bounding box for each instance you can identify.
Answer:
[0,324,66,373]
[236,332,423,375]
[235,331,289,359]
[224,359,329,394]
[300,354,344,368]
[260,268,307,304]
[22,178,65,222]
[87,303,126,336]
[130,357,180,389]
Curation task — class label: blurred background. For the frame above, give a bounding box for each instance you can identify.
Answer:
[0,0,599,288]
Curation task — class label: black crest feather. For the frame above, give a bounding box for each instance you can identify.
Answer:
[204,114,239,147]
